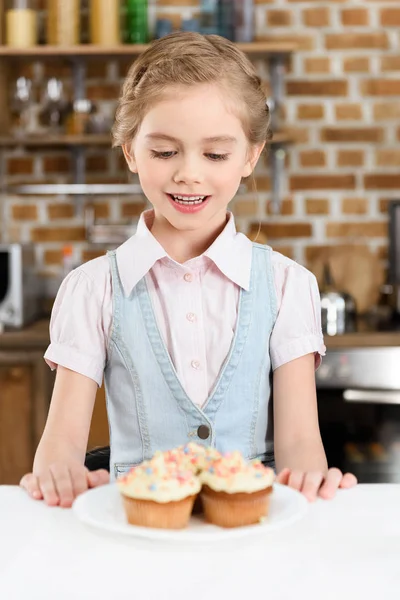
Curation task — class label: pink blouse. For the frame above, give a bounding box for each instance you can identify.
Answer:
[44,210,326,407]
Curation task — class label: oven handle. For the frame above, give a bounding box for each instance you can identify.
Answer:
[343,389,400,405]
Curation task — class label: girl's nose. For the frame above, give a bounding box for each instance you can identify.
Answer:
[173,157,203,185]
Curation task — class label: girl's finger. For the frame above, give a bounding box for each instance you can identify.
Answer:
[49,464,74,508]
[318,468,343,500]
[87,469,110,488]
[37,469,60,506]
[288,470,305,492]
[69,465,89,498]
[275,467,291,486]
[339,472,358,489]
[20,473,43,500]
[301,471,324,502]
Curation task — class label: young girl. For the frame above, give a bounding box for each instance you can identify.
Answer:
[20,32,356,508]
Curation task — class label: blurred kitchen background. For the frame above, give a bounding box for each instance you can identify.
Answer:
[1,0,400,486]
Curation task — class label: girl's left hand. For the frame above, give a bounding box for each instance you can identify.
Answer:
[276,467,357,502]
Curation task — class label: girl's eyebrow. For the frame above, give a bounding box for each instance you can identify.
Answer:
[145,133,237,144]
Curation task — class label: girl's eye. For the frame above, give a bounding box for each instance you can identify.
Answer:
[150,150,229,161]
[206,153,229,161]
[150,151,176,159]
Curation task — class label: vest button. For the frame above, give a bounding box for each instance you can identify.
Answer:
[197,425,210,440]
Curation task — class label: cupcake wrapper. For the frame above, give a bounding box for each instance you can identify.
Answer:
[122,493,197,529]
[200,485,273,528]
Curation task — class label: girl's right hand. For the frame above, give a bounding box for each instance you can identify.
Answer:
[19,463,110,508]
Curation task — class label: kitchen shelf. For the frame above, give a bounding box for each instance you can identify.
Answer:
[0,134,112,147]
[0,42,296,59]
[0,37,297,218]
[6,181,249,196]
[0,131,293,148]
[6,183,143,195]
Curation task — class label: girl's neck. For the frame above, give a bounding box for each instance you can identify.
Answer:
[150,212,228,264]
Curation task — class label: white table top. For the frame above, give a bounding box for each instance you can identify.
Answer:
[0,484,399,600]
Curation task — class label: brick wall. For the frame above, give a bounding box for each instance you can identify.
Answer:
[2,0,400,303]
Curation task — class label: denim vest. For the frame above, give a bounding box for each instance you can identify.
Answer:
[104,243,277,481]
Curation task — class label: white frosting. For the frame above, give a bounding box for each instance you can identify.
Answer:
[200,469,274,494]
[199,452,275,494]
[117,460,201,503]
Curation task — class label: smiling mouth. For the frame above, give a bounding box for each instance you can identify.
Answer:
[168,194,209,205]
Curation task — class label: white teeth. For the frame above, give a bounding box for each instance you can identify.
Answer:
[171,194,207,205]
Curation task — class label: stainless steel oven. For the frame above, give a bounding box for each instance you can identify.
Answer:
[316,347,400,483]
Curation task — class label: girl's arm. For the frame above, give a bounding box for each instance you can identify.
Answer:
[35,366,98,465]
[273,353,356,501]
[20,366,109,507]
[273,353,327,473]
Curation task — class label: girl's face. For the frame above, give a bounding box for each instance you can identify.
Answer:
[123,83,264,235]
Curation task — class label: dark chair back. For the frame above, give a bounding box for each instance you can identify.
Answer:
[85,446,110,472]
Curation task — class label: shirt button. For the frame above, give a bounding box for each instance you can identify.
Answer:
[197,425,210,440]
[184,273,193,282]
[191,360,200,370]
[186,312,196,322]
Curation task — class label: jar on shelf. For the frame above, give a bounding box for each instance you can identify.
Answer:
[66,99,95,136]
[90,0,121,46]
[5,0,38,48]
[125,0,148,44]
[47,0,80,46]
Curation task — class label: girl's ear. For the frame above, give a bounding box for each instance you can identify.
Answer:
[122,143,137,173]
[242,142,266,178]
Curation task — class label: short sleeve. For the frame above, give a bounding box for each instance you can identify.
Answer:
[43,268,108,386]
[270,257,326,371]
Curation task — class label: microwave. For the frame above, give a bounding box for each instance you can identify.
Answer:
[0,244,41,329]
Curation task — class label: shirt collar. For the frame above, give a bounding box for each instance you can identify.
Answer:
[204,213,252,291]
[116,210,167,296]
[116,209,253,296]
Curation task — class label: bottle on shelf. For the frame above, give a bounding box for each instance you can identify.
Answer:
[5,0,38,48]
[155,18,172,39]
[90,0,121,46]
[217,0,235,40]
[47,0,80,46]
[199,0,219,35]
[125,0,148,44]
[234,0,254,43]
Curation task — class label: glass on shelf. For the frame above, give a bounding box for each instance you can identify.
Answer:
[6,0,38,48]
[86,101,115,135]
[10,77,33,135]
[47,0,80,45]
[39,78,70,133]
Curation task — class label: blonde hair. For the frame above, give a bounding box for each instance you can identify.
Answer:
[112,31,272,149]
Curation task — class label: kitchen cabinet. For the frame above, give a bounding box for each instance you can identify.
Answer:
[0,350,52,484]
[0,319,109,484]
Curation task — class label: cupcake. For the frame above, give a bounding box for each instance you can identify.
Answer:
[117,457,201,529]
[168,443,222,474]
[199,451,274,528]
[151,443,222,516]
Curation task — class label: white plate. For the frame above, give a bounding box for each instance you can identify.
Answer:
[73,483,308,542]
